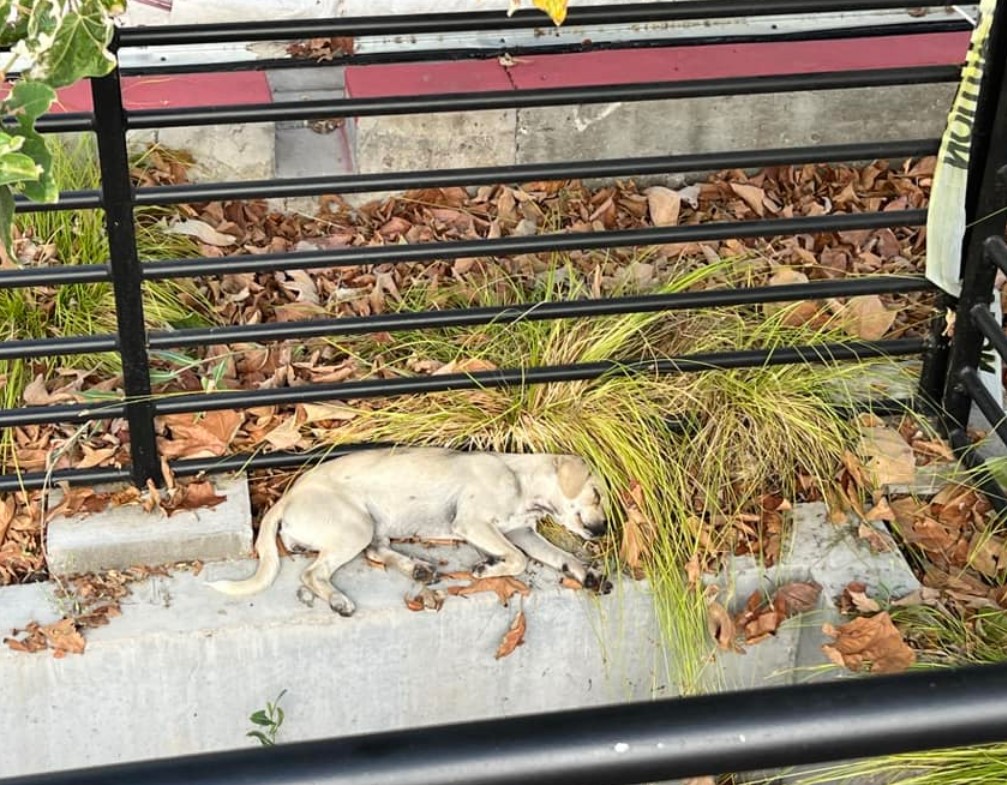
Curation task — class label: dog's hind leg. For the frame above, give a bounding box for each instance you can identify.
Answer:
[365,538,438,583]
[283,494,372,616]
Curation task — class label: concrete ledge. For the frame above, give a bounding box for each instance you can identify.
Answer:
[45,475,252,576]
[3,502,923,778]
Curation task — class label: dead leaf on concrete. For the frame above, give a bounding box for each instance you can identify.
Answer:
[774,581,823,615]
[706,600,736,650]
[822,611,915,674]
[404,586,445,612]
[839,581,882,614]
[858,522,896,553]
[5,618,85,658]
[495,610,527,659]
[448,576,530,606]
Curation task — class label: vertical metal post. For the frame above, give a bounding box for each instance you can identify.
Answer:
[940,1,1007,431]
[91,55,163,488]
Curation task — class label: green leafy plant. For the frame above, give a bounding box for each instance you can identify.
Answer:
[0,0,124,254]
[247,689,287,747]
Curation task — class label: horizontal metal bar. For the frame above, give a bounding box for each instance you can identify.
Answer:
[32,113,95,133]
[8,662,1007,785]
[148,276,933,350]
[0,465,129,493]
[0,334,118,360]
[0,264,112,290]
[143,209,928,280]
[126,66,960,129]
[970,303,1007,363]
[984,231,1007,278]
[13,189,102,213]
[960,366,1007,448]
[114,0,962,47]
[151,339,925,417]
[134,139,940,206]
[168,442,393,477]
[116,19,972,76]
[0,398,125,428]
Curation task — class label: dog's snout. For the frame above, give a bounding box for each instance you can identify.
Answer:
[586,520,608,537]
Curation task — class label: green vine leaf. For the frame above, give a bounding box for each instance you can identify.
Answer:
[24,0,116,88]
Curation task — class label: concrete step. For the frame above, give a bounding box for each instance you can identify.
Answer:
[1,499,920,780]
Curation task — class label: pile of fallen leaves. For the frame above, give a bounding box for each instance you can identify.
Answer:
[0,149,941,587]
[698,405,1007,675]
[3,563,185,658]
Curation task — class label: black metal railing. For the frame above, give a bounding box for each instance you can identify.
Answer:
[4,2,1007,781]
[0,0,966,492]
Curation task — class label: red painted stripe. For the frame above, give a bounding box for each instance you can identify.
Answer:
[8,72,273,114]
[345,57,513,101]
[346,32,970,98]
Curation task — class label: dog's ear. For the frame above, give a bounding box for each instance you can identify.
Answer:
[556,455,591,499]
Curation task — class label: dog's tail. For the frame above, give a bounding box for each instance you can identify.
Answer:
[207,499,286,597]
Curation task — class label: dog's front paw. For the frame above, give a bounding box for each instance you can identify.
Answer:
[583,569,613,595]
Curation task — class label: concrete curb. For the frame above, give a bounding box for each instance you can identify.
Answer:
[45,475,252,576]
[2,500,921,779]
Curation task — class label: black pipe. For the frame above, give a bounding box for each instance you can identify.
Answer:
[149,338,926,417]
[147,275,933,351]
[116,20,972,77]
[133,138,940,206]
[115,0,963,47]
[125,66,960,129]
[5,663,1007,785]
[142,209,928,280]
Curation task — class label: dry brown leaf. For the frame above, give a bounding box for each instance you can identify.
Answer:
[404,586,445,612]
[166,219,238,247]
[683,778,717,785]
[774,581,823,615]
[560,576,584,590]
[858,522,896,553]
[433,358,498,376]
[644,186,681,226]
[968,533,1004,578]
[706,600,735,650]
[262,418,303,451]
[866,497,895,522]
[448,576,531,606]
[834,295,896,341]
[158,410,243,459]
[495,610,527,659]
[730,182,766,216]
[162,481,226,516]
[822,612,915,674]
[859,427,916,487]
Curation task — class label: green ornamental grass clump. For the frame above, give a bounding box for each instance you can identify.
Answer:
[319,257,909,692]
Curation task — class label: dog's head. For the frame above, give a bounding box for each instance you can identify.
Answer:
[554,455,608,540]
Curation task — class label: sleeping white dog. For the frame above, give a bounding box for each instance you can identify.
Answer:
[209,447,612,615]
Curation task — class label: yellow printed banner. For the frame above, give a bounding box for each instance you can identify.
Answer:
[926,0,999,296]
[507,0,568,26]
